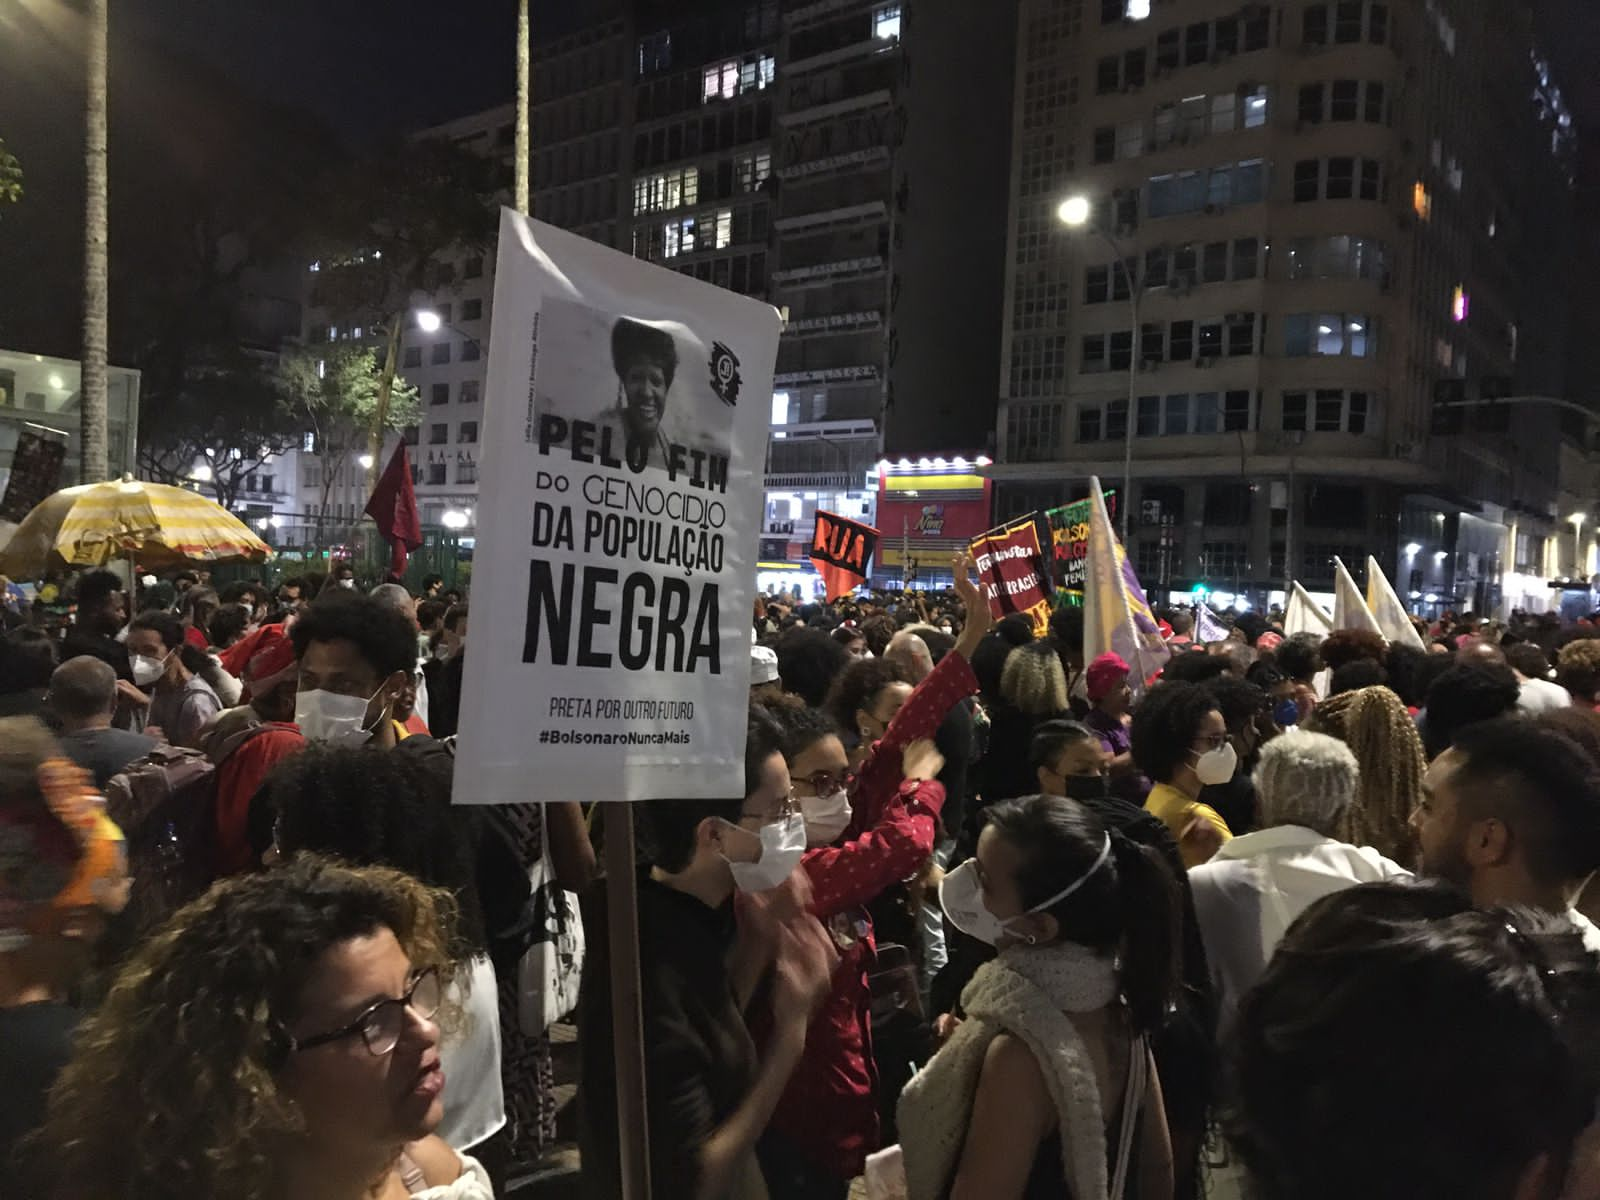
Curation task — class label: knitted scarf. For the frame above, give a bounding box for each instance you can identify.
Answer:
[897,942,1123,1200]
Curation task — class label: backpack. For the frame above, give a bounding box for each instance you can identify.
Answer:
[104,729,267,931]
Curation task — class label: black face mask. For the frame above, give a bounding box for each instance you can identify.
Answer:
[1061,773,1111,801]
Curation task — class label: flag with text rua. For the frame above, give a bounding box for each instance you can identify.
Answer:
[365,444,423,581]
[810,510,878,601]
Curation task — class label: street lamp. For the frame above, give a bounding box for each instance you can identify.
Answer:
[1058,192,1140,543]
[358,453,375,470]
[1404,542,1421,557]
[1571,513,1588,577]
[415,309,444,334]
[441,509,470,531]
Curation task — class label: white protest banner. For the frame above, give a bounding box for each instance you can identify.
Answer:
[454,211,781,804]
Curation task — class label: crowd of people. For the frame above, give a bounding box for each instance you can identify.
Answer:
[8,556,1600,1199]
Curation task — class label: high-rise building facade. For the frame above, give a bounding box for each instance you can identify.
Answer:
[993,0,1577,616]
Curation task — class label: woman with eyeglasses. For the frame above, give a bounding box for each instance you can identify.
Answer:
[260,744,509,1184]
[743,555,993,1200]
[25,855,492,1199]
[1130,681,1235,869]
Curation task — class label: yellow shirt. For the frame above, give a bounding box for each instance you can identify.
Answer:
[1144,781,1233,868]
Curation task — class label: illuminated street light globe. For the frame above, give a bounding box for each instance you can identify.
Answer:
[1057,195,1092,227]
[441,509,469,530]
[415,309,443,333]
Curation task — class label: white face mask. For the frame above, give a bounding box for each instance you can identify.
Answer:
[129,651,170,687]
[1192,741,1239,786]
[721,813,807,892]
[339,578,356,589]
[939,835,1113,947]
[800,788,853,847]
[295,686,386,746]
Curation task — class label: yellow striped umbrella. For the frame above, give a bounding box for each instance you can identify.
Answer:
[0,476,273,575]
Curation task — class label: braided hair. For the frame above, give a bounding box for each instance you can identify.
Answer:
[1305,685,1424,866]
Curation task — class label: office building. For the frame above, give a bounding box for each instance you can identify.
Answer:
[992,0,1579,616]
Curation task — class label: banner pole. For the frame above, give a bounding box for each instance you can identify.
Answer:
[605,804,653,1200]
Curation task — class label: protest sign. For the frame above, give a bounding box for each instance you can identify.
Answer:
[810,510,878,601]
[970,515,1052,637]
[454,211,782,804]
[1045,489,1115,603]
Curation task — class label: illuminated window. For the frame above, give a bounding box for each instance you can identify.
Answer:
[873,4,901,40]
[736,151,771,193]
[663,216,698,257]
[715,210,733,249]
[1412,181,1432,220]
[635,168,700,215]
[704,59,738,102]
[1451,285,1469,323]
[771,392,790,426]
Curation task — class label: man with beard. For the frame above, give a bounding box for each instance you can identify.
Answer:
[600,316,679,471]
[1411,716,1600,951]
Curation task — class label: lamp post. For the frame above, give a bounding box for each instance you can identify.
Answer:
[1572,513,1588,578]
[1059,194,1139,543]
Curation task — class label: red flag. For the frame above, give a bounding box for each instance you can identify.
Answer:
[809,510,878,602]
[364,444,423,580]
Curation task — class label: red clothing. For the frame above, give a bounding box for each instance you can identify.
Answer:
[765,650,978,1178]
[184,625,209,651]
[213,723,305,875]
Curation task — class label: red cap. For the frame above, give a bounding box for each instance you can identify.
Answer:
[1086,652,1131,702]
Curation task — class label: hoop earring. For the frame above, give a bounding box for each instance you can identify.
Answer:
[1024,933,1037,946]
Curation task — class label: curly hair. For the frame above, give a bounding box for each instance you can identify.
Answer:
[1557,636,1600,704]
[1130,681,1221,784]
[1421,663,1521,759]
[775,626,849,709]
[29,856,458,1200]
[1305,685,1424,864]
[825,656,913,737]
[262,745,487,956]
[1274,633,1322,683]
[1318,629,1388,671]
[1000,641,1069,716]
[290,592,419,682]
[763,700,844,763]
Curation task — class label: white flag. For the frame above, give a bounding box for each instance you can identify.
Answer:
[1284,581,1333,637]
[1333,557,1383,636]
[1366,555,1424,650]
[1084,476,1171,694]
[1194,603,1229,644]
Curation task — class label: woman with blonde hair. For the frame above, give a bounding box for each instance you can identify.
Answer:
[26,855,492,1199]
[1304,684,1425,867]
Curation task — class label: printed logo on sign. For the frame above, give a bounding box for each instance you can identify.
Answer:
[709,341,742,407]
[916,504,945,535]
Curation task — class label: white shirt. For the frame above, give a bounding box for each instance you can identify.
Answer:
[1516,674,1571,715]
[436,954,506,1152]
[1189,824,1411,1034]
[1569,909,1600,957]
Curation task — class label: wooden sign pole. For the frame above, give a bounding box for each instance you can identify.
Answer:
[604,803,653,1200]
